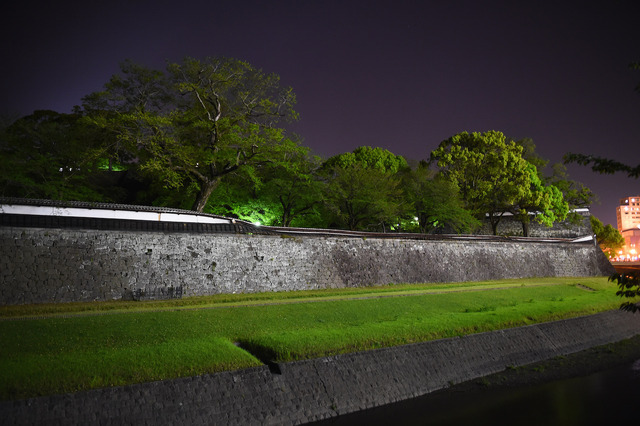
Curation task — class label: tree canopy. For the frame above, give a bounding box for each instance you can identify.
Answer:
[563,153,640,179]
[323,146,409,174]
[590,216,625,259]
[206,141,325,227]
[508,162,569,236]
[401,163,480,234]
[0,110,108,201]
[429,131,533,234]
[83,57,300,212]
[429,131,572,236]
[322,146,409,231]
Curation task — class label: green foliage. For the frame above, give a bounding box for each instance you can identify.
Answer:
[251,141,326,227]
[510,163,569,236]
[322,147,410,231]
[323,164,406,231]
[429,130,532,234]
[205,170,283,225]
[96,158,126,172]
[610,272,640,312]
[548,163,595,217]
[514,137,548,176]
[401,163,480,234]
[83,57,299,212]
[204,139,326,227]
[324,146,409,174]
[0,110,113,201]
[563,153,640,179]
[590,216,625,258]
[430,132,573,236]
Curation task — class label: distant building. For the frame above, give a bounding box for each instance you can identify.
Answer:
[616,195,640,258]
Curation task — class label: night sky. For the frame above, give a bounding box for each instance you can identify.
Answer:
[2,0,638,226]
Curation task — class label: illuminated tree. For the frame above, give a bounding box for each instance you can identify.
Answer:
[590,216,625,258]
[205,171,282,225]
[205,140,325,227]
[510,163,569,237]
[547,163,594,207]
[257,142,325,227]
[83,57,299,212]
[322,146,409,231]
[429,131,531,234]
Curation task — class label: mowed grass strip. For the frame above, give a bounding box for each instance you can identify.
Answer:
[0,277,622,400]
[0,277,587,319]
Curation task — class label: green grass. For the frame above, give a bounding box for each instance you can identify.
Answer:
[0,277,625,400]
[0,277,597,319]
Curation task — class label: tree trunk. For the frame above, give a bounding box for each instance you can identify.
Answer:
[281,209,290,227]
[491,220,498,235]
[279,197,292,227]
[191,179,219,212]
[522,220,530,237]
[489,214,500,235]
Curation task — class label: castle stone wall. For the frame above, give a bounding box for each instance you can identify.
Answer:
[0,226,613,305]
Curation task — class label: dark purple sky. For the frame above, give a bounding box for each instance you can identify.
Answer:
[2,0,638,226]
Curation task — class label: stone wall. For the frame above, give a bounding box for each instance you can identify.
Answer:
[0,226,613,305]
[2,309,639,425]
[475,211,592,238]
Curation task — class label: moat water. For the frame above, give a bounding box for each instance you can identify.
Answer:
[314,360,640,425]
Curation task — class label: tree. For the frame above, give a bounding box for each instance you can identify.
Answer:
[514,137,548,175]
[322,146,409,231]
[512,137,594,214]
[256,142,325,227]
[509,163,569,237]
[563,153,640,179]
[205,140,325,227]
[429,131,531,235]
[548,163,595,208]
[547,162,595,224]
[590,216,625,258]
[205,170,282,225]
[504,139,571,236]
[0,110,106,201]
[83,57,299,212]
[401,163,480,234]
[323,146,409,174]
[611,273,640,312]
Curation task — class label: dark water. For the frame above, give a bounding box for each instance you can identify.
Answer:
[314,360,640,426]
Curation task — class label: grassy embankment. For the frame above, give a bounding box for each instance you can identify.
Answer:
[0,277,628,400]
